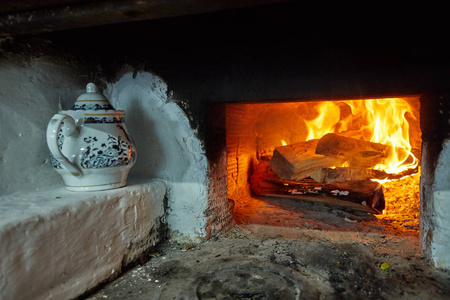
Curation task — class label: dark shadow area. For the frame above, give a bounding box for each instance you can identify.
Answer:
[28,2,448,143]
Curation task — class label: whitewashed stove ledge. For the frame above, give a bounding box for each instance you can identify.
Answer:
[0,179,166,300]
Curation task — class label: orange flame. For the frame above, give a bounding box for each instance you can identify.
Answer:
[305,102,341,140]
[304,98,418,174]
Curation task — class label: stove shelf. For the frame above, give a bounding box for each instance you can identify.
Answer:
[0,179,167,300]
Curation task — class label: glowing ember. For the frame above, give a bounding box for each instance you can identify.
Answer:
[375,169,421,234]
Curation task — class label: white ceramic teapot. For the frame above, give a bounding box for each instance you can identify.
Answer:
[47,83,136,191]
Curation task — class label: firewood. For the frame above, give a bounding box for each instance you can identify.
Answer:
[315,133,416,168]
[345,151,384,168]
[315,133,388,158]
[251,161,385,214]
[269,140,342,181]
[310,166,420,184]
[310,167,378,183]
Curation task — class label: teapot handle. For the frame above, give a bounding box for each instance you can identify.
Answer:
[46,114,83,177]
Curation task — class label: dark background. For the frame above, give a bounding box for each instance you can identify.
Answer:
[3,2,448,134]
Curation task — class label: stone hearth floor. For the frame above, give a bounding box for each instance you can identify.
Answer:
[83,224,450,300]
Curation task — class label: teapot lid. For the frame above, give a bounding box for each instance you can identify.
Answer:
[71,83,116,111]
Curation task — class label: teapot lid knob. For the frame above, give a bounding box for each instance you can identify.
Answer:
[86,82,98,93]
[71,82,116,111]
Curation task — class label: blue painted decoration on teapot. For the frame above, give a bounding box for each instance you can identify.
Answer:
[47,83,136,191]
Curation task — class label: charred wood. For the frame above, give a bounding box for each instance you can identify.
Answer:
[252,161,385,214]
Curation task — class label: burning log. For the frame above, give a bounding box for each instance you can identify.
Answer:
[269,140,343,181]
[269,132,417,194]
[345,151,385,168]
[310,166,420,184]
[268,134,390,181]
[270,132,417,183]
[251,161,385,214]
[315,133,389,168]
[315,133,387,157]
[315,132,414,168]
[309,167,379,183]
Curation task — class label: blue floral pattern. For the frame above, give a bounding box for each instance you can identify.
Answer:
[80,130,134,169]
[72,102,115,110]
[84,116,123,124]
[50,119,135,170]
[50,153,62,168]
[50,121,65,169]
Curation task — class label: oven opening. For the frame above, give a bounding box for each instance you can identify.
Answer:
[226,96,421,235]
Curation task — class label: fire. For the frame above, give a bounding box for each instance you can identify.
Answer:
[305,101,341,140]
[360,99,418,173]
[304,98,418,174]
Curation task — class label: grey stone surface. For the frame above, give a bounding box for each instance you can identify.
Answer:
[85,225,450,300]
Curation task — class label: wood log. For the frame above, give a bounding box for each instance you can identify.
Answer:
[315,133,414,168]
[316,133,388,157]
[269,139,343,181]
[310,167,379,183]
[345,151,384,168]
[310,166,420,184]
[251,161,385,214]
